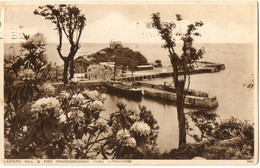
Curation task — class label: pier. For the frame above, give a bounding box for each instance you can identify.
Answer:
[138,82,218,109]
[122,62,225,82]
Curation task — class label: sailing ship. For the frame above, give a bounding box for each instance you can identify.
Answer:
[106,80,143,97]
[106,49,142,98]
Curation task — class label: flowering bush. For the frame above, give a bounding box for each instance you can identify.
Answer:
[130,121,151,137]
[18,68,35,81]
[4,86,109,159]
[4,53,160,160]
[116,129,136,147]
[31,97,60,113]
[105,102,159,159]
[39,83,56,96]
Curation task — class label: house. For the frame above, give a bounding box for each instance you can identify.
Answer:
[85,64,113,80]
[99,62,115,69]
[135,64,154,71]
[74,73,85,79]
[110,41,123,50]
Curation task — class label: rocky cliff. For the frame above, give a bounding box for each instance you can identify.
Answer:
[74,47,148,72]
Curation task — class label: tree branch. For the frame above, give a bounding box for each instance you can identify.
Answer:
[56,20,65,61]
[76,25,83,46]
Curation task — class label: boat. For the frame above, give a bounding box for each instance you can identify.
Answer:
[106,48,142,98]
[106,80,143,98]
[137,81,218,109]
[143,89,218,109]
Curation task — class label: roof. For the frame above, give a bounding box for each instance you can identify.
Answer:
[136,65,153,68]
[88,64,105,69]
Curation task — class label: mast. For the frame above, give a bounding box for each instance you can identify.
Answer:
[131,55,134,86]
[113,50,116,82]
[121,53,124,83]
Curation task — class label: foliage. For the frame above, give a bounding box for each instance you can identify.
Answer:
[106,103,159,159]
[213,117,254,141]
[211,117,254,159]
[161,114,254,160]
[20,33,48,74]
[34,4,86,84]
[5,86,107,159]
[4,81,159,159]
[4,33,51,109]
[186,109,219,142]
[81,47,148,71]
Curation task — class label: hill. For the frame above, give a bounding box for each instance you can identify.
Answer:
[74,47,148,72]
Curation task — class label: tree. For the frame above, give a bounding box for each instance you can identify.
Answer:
[151,13,205,149]
[34,4,86,84]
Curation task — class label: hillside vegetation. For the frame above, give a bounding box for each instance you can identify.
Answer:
[74,47,148,72]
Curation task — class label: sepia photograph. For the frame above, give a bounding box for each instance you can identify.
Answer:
[0,0,258,165]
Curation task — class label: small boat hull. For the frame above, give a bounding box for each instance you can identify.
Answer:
[106,82,143,98]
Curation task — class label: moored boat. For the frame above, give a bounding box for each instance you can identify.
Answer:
[143,89,218,109]
[106,80,143,98]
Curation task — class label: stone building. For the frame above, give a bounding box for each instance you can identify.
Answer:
[109,41,123,50]
[85,64,113,80]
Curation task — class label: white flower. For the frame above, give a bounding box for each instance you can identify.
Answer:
[58,91,71,99]
[69,110,85,122]
[18,68,35,80]
[31,97,60,113]
[127,137,137,147]
[116,129,136,147]
[77,110,85,117]
[91,100,103,110]
[72,139,87,148]
[130,121,151,136]
[72,93,85,101]
[4,138,12,155]
[41,83,55,95]
[59,114,67,122]
[83,90,100,100]
[22,126,27,132]
[100,93,106,101]
[96,118,107,129]
[72,134,90,149]
[71,93,86,105]
[96,118,107,126]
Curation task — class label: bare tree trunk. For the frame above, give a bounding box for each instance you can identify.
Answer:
[177,93,186,149]
[171,59,187,149]
[63,60,69,84]
[69,59,75,80]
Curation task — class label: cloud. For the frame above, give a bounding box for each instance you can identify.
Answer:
[81,12,163,43]
[4,12,254,44]
[197,21,254,43]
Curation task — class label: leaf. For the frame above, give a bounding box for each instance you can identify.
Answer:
[28,122,37,137]
[43,120,53,140]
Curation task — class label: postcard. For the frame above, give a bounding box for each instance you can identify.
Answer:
[0,0,258,165]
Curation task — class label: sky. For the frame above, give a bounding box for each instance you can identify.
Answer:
[2,1,257,44]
